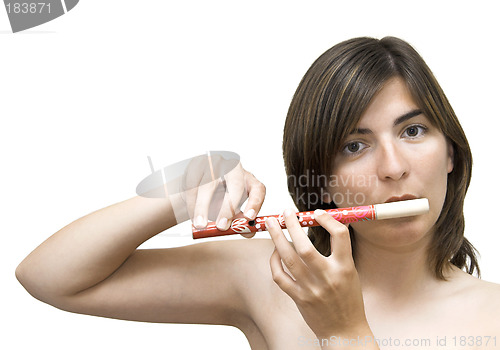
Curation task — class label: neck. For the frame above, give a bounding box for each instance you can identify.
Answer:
[353,231,440,301]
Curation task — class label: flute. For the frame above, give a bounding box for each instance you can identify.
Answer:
[192,198,429,239]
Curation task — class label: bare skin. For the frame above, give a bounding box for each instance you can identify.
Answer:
[16,78,500,349]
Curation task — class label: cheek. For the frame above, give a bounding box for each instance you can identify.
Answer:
[414,138,451,182]
[328,168,377,207]
[447,143,454,174]
[416,145,450,205]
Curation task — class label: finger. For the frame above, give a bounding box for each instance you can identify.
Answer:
[215,169,247,229]
[214,183,240,230]
[314,209,353,263]
[241,232,256,239]
[183,187,199,226]
[266,216,308,279]
[229,212,255,239]
[192,179,220,228]
[242,172,266,220]
[269,248,297,295]
[283,209,324,271]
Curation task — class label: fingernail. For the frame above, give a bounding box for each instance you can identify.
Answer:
[194,215,206,228]
[314,209,326,216]
[245,209,256,220]
[216,217,228,230]
[283,208,294,217]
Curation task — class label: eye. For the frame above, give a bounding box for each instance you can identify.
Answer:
[342,141,367,156]
[402,124,427,138]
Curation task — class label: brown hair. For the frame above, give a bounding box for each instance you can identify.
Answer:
[282,36,479,279]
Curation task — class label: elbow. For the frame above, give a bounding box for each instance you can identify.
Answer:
[15,259,74,311]
[15,260,39,299]
[15,259,51,304]
[15,260,29,291]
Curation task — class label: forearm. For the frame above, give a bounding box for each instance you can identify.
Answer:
[16,194,177,300]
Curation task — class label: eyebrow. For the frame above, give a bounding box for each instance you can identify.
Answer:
[351,109,423,135]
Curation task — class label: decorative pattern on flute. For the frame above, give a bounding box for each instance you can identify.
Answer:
[192,205,376,239]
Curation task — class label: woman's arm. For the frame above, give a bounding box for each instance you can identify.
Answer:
[16,195,175,301]
[16,171,266,327]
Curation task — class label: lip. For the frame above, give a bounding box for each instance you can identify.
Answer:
[384,194,418,203]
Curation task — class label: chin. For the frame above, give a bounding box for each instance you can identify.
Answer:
[351,215,434,248]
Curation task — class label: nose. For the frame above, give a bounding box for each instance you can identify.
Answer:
[376,140,409,181]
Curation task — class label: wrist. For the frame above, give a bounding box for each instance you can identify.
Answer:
[168,192,190,224]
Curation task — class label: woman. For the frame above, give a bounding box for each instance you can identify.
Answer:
[16,37,500,349]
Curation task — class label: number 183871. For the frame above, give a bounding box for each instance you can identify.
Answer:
[6,2,51,14]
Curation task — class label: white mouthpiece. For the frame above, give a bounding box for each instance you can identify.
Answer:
[374,198,429,220]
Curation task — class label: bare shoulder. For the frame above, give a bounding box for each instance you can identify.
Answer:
[469,277,500,335]
[220,237,276,256]
[219,238,276,280]
[454,270,500,299]
[204,237,275,266]
[474,277,500,294]
[449,269,500,332]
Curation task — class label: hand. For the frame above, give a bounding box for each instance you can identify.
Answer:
[267,209,372,340]
[181,154,266,238]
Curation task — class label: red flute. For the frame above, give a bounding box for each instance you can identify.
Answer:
[192,198,429,239]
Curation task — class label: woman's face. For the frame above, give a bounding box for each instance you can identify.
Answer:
[328,77,453,249]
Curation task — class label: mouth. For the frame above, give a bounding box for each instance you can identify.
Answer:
[384,194,418,203]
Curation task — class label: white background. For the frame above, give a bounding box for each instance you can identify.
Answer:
[2,1,499,349]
